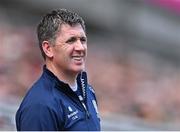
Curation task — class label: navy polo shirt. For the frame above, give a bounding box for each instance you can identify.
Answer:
[15,66,101,131]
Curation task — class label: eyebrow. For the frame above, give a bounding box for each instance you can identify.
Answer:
[65,36,87,43]
[65,37,76,43]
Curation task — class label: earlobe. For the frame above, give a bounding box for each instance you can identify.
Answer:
[42,41,53,58]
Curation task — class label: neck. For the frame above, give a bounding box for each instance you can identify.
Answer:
[46,62,77,86]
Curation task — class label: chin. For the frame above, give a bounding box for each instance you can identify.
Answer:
[71,65,85,73]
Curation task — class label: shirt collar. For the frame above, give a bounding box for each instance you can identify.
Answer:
[43,65,88,95]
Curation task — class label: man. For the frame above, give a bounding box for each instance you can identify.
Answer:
[16,9,101,131]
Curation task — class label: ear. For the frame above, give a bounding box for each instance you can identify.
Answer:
[42,41,53,58]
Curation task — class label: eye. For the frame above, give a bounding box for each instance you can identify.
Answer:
[66,37,77,44]
[80,37,87,44]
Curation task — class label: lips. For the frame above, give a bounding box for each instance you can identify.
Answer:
[72,56,84,62]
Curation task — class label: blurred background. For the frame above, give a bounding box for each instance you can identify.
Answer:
[1,0,180,130]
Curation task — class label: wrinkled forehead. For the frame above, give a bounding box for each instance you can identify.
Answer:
[58,23,86,38]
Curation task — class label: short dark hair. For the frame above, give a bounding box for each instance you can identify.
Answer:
[37,9,86,59]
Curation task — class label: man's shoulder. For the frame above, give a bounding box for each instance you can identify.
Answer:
[29,75,53,95]
[19,75,58,108]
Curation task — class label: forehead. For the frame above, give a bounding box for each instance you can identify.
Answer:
[58,24,86,38]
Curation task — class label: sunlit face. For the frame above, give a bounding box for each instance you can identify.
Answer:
[51,24,87,75]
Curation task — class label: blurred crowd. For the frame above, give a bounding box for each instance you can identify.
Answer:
[87,45,180,123]
[0,25,42,100]
[88,47,180,123]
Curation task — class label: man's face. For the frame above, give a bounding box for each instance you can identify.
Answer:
[51,24,87,75]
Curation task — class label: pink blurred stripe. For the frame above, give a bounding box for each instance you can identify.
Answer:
[146,0,180,14]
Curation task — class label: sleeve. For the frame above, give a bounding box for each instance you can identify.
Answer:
[16,103,63,131]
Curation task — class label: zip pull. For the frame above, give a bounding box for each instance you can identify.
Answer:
[82,102,90,119]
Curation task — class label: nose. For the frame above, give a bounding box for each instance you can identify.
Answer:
[74,40,85,51]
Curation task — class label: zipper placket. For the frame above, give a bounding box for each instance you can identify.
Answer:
[81,100,90,119]
[80,72,90,119]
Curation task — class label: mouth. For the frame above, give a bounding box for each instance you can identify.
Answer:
[72,56,84,61]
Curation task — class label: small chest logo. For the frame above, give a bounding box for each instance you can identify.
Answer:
[67,106,79,120]
[68,106,73,112]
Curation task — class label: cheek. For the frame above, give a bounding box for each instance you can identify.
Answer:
[84,45,87,52]
[53,48,65,63]
[84,44,87,49]
[67,47,75,56]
